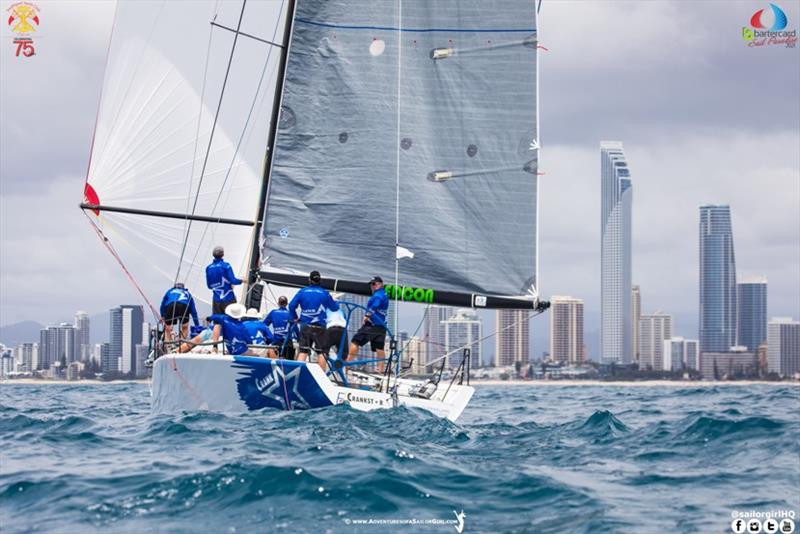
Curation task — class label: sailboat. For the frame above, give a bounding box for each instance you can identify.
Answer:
[81,0,548,422]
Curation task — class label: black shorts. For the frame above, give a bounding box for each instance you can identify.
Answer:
[274,338,296,360]
[324,326,349,358]
[352,325,386,351]
[212,299,236,315]
[298,324,326,353]
[164,303,189,325]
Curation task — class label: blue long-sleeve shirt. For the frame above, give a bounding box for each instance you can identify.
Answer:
[209,314,250,355]
[288,285,339,326]
[205,258,242,302]
[264,306,293,340]
[160,287,199,325]
[242,320,272,346]
[365,287,389,327]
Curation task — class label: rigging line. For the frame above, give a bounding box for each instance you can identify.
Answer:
[178,6,218,284]
[82,211,162,323]
[210,22,285,49]
[175,0,249,281]
[393,0,403,353]
[400,308,545,377]
[183,0,286,284]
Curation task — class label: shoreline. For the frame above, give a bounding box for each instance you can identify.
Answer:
[1,379,150,385]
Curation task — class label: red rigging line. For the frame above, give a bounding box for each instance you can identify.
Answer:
[82,210,162,324]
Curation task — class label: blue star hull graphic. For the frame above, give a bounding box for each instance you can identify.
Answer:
[232,356,333,411]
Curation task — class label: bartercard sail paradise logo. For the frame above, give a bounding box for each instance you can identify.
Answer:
[6,1,40,57]
[742,3,797,47]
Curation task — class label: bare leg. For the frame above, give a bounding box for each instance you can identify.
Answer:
[180,322,189,341]
[349,342,359,359]
[298,351,308,362]
[212,324,222,353]
[317,353,328,372]
[376,349,385,373]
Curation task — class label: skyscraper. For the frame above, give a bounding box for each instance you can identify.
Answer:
[632,285,641,365]
[109,305,144,375]
[699,205,737,353]
[549,296,584,364]
[737,277,767,352]
[495,310,530,367]
[38,323,76,369]
[767,317,799,377]
[443,309,482,369]
[639,312,672,371]
[74,311,91,362]
[425,305,453,368]
[601,141,633,363]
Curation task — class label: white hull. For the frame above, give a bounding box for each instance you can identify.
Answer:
[151,354,473,422]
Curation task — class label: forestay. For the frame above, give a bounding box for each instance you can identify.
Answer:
[261,0,540,303]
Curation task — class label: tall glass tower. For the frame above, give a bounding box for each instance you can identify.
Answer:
[699,205,737,353]
[737,277,767,352]
[600,142,632,364]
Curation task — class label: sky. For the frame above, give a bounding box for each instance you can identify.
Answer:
[1,1,799,357]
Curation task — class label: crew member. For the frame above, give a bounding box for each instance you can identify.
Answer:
[159,282,199,345]
[206,246,242,315]
[288,271,339,363]
[349,276,389,373]
[323,304,348,372]
[209,303,251,356]
[242,308,272,356]
[264,296,294,360]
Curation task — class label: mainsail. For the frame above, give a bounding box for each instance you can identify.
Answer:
[82,1,289,307]
[260,1,540,308]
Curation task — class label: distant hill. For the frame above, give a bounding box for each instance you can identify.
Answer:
[0,321,45,347]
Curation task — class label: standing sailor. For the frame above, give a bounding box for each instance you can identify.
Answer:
[159,283,199,345]
[349,276,389,373]
[205,246,242,315]
[264,296,294,360]
[288,271,339,364]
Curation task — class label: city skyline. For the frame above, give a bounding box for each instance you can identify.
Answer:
[1,2,797,343]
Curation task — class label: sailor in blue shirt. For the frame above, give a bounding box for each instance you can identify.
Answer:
[264,296,295,360]
[205,246,242,315]
[209,303,251,356]
[160,283,199,344]
[242,308,272,356]
[349,276,390,373]
[288,270,339,365]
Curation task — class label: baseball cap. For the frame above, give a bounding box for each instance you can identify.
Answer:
[309,270,321,282]
[369,276,383,284]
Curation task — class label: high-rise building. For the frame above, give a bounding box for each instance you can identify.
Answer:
[109,305,144,375]
[74,311,91,362]
[550,296,584,364]
[698,348,757,380]
[443,309,482,369]
[495,310,530,367]
[16,342,38,372]
[425,305,453,369]
[38,323,76,369]
[684,339,699,370]
[699,205,737,353]
[737,277,767,352]
[767,317,800,377]
[99,343,112,374]
[135,344,150,378]
[632,285,641,365]
[601,141,633,364]
[638,312,672,371]
[663,337,699,372]
[405,336,427,375]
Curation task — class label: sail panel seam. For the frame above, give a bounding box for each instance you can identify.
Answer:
[295,18,535,33]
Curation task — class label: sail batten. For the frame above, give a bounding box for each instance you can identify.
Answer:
[261,0,539,299]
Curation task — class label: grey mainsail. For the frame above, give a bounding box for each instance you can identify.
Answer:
[260,1,540,306]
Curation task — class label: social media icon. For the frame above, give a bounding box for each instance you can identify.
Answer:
[749,519,763,533]
[732,519,748,533]
[780,518,795,533]
[765,519,780,534]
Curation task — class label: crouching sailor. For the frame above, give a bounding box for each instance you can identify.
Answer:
[160,282,199,345]
[242,308,272,357]
[209,303,251,356]
[264,296,294,360]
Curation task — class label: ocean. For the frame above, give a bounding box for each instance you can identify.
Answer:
[1,382,798,533]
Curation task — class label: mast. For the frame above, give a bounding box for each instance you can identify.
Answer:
[246,0,297,308]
